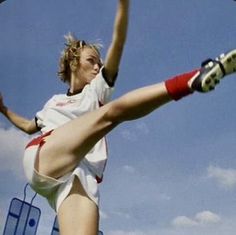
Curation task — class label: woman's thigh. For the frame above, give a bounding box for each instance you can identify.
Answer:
[37,103,118,178]
[57,177,99,235]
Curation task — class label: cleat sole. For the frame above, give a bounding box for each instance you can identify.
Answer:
[194,49,236,92]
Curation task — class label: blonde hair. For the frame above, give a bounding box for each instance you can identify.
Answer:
[58,33,102,83]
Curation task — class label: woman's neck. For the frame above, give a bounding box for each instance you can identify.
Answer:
[69,74,86,95]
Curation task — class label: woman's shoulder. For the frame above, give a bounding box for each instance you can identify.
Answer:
[44,94,67,104]
[51,93,67,99]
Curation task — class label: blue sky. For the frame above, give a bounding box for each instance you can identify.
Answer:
[0,0,236,234]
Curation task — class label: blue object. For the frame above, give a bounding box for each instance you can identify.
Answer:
[50,217,59,235]
[3,184,41,235]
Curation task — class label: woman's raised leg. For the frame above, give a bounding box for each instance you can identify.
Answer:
[27,48,235,234]
[36,82,172,179]
[37,46,236,180]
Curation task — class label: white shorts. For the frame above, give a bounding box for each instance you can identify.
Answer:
[23,131,100,212]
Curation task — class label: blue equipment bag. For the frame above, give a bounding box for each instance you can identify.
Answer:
[3,184,41,235]
[50,217,59,235]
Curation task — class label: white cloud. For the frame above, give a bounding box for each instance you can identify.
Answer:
[112,211,131,220]
[207,165,236,189]
[172,216,198,227]
[135,122,149,135]
[120,129,137,141]
[195,211,221,224]
[120,121,149,141]
[108,231,146,235]
[0,127,31,178]
[122,165,135,174]
[106,215,236,235]
[172,210,221,228]
[100,210,109,220]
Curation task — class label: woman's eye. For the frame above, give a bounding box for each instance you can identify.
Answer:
[87,57,102,68]
[87,58,95,64]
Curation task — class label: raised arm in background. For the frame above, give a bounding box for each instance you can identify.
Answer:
[103,0,129,85]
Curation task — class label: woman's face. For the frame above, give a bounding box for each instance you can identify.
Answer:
[75,47,102,85]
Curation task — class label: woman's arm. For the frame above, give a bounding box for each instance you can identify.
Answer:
[103,0,129,85]
[0,94,39,134]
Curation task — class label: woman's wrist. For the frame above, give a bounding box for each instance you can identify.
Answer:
[0,105,8,115]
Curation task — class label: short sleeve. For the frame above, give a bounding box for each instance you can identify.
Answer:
[35,96,55,130]
[34,117,41,131]
[90,67,115,105]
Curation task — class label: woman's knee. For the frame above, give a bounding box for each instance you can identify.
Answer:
[104,99,127,123]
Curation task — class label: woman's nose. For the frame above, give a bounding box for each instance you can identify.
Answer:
[94,63,100,72]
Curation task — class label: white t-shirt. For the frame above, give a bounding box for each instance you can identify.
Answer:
[35,68,114,179]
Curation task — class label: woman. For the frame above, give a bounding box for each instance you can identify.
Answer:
[0,0,236,234]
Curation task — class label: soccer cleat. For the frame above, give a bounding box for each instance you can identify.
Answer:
[191,49,236,92]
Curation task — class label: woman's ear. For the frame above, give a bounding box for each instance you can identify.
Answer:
[69,59,78,72]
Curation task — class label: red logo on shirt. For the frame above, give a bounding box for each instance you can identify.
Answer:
[56,100,76,107]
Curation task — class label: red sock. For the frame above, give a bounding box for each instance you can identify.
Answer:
[165,69,200,101]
